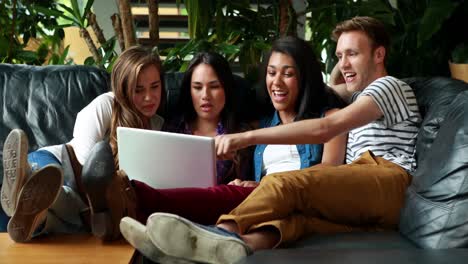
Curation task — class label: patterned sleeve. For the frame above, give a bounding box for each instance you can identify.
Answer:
[360,76,412,127]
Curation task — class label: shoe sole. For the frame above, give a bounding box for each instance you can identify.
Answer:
[1,129,29,216]
[7,165,63,242]
[147,213,249,264]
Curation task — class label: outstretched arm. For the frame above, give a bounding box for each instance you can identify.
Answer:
[215,96,382,158]
[320,108,347,166]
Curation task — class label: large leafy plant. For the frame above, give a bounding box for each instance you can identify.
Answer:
[0,0,66,64]
[388,0,465,77]
[2,0,117,70]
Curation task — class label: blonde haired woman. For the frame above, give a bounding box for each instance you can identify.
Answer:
[1,46,165,242]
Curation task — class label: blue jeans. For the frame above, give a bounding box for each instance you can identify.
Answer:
[28,150,61,170]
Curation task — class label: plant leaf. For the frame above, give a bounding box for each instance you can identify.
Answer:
[417,0,458,47]
[59,45,70,64]
[84,56,96,65]
[70,0,84,26]
[17,50,39,63]
[34,5,63,18]
[83,0,95,22]
[452,43,468,63]
[58,3,75,17]
[54,23,75,29]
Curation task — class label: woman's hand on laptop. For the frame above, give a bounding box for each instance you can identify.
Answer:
[215,132,250,159]
[228,179,259,188]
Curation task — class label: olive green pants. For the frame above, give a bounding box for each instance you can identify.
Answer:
[217,151,411,246]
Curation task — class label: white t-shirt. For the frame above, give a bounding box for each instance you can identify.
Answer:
[262,144,301,175]
[346,76,421,172]
[41,92,164,165]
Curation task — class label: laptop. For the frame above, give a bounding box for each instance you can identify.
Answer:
[117,127,217,189]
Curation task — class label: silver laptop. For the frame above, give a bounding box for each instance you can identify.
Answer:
[117,127,216,189]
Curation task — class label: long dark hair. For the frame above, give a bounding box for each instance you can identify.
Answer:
[178,52,239,133]
[260,36,345,121]
[176,52,250,183]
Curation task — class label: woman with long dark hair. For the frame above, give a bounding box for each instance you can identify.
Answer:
[164,52,251,184]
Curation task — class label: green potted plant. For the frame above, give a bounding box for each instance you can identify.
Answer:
[449,43,468,83]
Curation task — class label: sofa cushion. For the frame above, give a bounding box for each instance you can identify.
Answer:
[399,78,468,248]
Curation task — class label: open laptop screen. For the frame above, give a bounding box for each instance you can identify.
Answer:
[117,127,216,189]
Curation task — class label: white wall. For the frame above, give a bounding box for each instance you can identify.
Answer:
[93,0,120,41]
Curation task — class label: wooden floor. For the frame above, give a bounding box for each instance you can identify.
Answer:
[0,233,135,263]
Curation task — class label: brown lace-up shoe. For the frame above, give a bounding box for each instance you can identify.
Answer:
[1,129,29,217]
[81,141,137,241]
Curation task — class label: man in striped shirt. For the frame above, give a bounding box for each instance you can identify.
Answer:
[130,17,422,264]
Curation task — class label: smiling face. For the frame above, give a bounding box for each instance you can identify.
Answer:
[132,64,162,119]
[190,63,226,123]
[335,30,385,93]
[266,52,299,123]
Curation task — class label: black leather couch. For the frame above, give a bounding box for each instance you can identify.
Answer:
[1,64,468,263]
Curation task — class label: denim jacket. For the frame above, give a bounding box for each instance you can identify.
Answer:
[254,111,323,182]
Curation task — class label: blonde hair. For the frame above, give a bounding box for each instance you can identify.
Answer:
[109,46,164,167]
